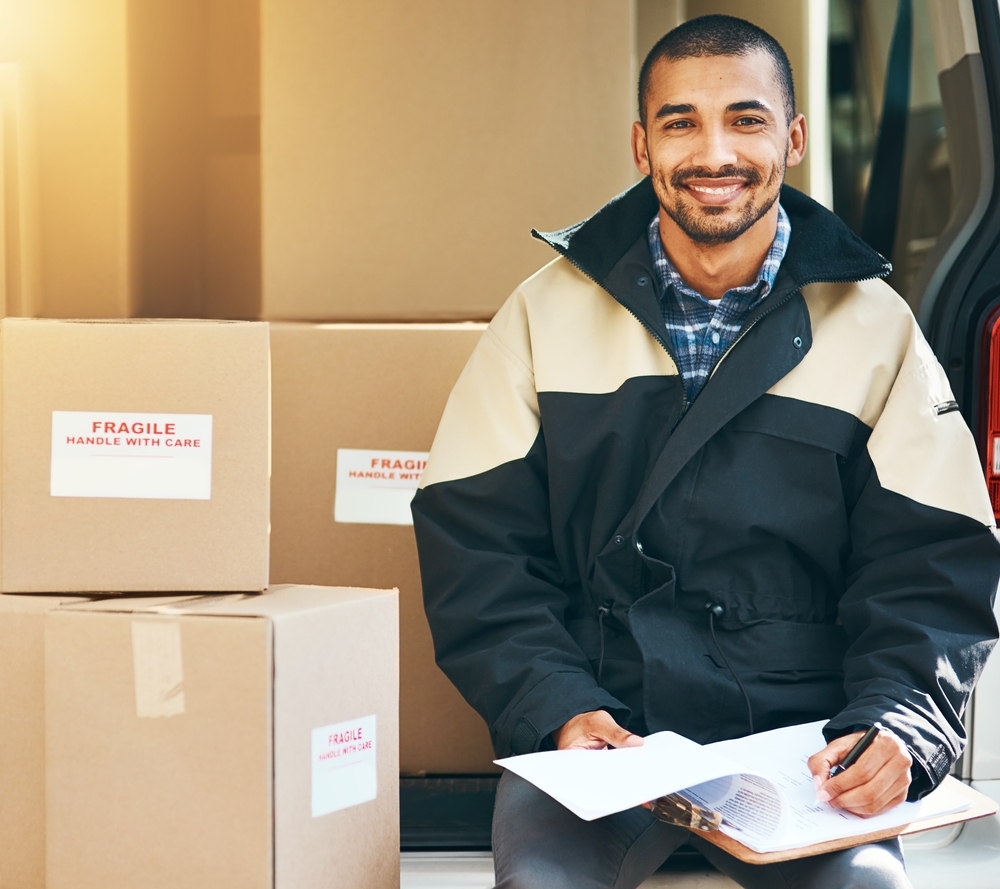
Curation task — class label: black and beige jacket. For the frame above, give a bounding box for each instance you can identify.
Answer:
[412,180,1000,797]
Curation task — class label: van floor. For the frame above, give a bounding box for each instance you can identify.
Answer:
[400,852,737,888]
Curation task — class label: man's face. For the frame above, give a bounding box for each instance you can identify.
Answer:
[632,51,805,246]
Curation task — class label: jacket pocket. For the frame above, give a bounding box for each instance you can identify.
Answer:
[721,618,850,732]
[728,393,860,457]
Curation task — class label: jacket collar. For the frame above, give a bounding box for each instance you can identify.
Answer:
[538,179,892,556]
[532,177,891,300]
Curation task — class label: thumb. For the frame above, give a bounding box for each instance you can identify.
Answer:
[599,714,643,748]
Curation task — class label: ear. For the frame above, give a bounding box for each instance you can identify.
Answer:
[632,121,652,177]
[785,113,807,169]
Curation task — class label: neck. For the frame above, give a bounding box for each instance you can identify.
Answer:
[658,202,780,301]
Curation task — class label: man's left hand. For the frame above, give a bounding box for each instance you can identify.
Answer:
[807,729,912,817]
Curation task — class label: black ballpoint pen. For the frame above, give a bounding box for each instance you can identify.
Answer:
[829,724,880,777]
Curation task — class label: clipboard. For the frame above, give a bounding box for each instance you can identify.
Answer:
[687,776,998,864]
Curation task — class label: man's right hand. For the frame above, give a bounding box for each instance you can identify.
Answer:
[553,710,644,750]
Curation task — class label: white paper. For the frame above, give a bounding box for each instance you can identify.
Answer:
[495,732,748,822]
[311,715,377,817]
[704,722,971,852]
[496,721,971,851]
[51,411,213,500]
[334,448,428,525]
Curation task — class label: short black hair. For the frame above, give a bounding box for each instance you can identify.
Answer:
[638,15,795,126]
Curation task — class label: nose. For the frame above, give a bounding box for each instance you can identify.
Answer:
[688,119,739,172]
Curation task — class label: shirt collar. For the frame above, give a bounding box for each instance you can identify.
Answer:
[647,203,791,305]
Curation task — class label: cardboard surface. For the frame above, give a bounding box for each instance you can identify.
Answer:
[45,585,399,889]
[261,0,635,321]
[0,319,270,592]
[269,324,498,774]
[0,595,85,889]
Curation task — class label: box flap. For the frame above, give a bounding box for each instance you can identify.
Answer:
[269,321,488,333]
[55,586,396,619]
[0,594,89,614]
[0,318,265,329]
[155,585,398,619]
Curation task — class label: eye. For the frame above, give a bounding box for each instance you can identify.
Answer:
[664,119,694,129]
[735,116,765,127]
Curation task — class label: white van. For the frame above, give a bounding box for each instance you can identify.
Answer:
[401,1,1000,885]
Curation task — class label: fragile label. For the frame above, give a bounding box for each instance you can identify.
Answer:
[50,411,213,500]
[311,715,377,817]
[334,449,428,525]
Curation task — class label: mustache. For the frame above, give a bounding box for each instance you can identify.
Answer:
[670,166,764,188]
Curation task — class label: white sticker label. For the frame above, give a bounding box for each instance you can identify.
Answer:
[50,411,213,500]
[311,715,377,817]
[334,448,427,525]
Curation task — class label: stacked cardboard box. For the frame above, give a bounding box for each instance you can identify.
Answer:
[0,595,82,889]
[0,319,270,592]
[0,319,399,888]
[45,587,399,889]
[269,323,497,775]
[257,1,636,784]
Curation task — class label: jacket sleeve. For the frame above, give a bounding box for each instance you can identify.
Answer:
[824,320,1000,797]
[411,293,629,757]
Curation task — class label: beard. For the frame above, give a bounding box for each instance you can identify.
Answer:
[652,158,785,246]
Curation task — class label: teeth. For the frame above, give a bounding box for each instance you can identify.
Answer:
[689,184,742,195]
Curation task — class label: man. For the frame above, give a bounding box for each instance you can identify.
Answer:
[412,15,1000,889]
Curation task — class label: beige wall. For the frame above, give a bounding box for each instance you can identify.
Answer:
[261,0,636,321]
[0,0,131,317]
[129,0,260,319]
[637,0,686,70]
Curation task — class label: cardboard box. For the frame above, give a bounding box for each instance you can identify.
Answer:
[0,318,269,592]
[261,0,635,321]
[269,324,498,774]
[46,585,399,889]
[0,594,85,889]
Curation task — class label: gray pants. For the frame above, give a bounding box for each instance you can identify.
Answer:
[493,772,913,889]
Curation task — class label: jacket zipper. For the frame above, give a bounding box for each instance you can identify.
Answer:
[541,241,889,633]
[710,266,892,378]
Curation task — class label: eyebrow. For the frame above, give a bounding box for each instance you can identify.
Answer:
[727,100,772,114]
[654,103,695,119]
[654,99,774,120]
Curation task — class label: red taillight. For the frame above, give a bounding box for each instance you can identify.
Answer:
[983,308,1000,519]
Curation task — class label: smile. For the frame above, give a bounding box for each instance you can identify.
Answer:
[689,184,742,195]
[681,178,749,206]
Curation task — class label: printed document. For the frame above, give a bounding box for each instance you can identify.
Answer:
[495,721,970,853]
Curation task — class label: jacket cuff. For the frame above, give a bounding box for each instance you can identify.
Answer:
[824,701,956,799]
[493,670,630,756]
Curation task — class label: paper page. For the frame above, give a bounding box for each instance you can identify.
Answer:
[495,732,747,822]
[707,721,971,852]
[681,772,788,845]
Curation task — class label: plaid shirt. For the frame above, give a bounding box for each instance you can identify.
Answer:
[647,204,790,403]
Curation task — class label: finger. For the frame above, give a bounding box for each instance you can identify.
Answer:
[595,713,643,748]
[832,769,911,817]
[840,777,909,818]
[821,734,911,800]
[808,733,863,782]
[557,711,642,750]
[828,758,904,810]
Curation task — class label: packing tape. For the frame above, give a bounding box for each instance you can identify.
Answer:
[131,619,186,718]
